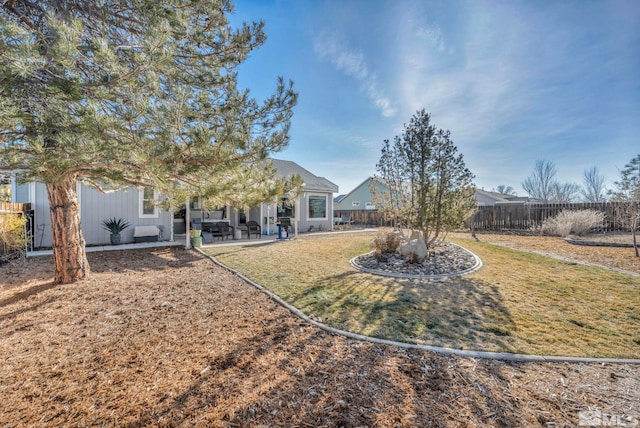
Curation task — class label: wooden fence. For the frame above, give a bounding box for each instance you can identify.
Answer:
[0,202,32,213]
[468,202,638,232]
[333,209,391,227]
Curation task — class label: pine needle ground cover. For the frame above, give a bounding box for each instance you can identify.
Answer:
[205,232,640,359]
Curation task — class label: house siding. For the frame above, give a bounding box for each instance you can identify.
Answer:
[80,185,172,245]
[14,182,29,204]
[14,181,172,248]
[334,178,385,211]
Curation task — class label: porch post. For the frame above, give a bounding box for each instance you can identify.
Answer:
[185,197,191,249]
[295,196,300,238]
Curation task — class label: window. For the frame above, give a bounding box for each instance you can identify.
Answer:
[278,196,294,218]
[352,201,360,207]
[139,187,158,218]
[308,194,327,219]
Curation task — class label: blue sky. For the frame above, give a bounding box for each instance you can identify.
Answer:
[230,0,639,196]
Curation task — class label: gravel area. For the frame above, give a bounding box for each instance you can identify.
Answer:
[352,242,480,278]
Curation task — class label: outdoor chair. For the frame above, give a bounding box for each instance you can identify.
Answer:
[246,221,261,239]
[211,221,233,240]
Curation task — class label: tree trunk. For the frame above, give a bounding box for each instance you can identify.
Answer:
[46,177,90,283]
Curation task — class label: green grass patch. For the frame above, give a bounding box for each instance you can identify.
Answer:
[204,232,640,358]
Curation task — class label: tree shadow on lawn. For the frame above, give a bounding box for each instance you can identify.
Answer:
[292,271,518,354]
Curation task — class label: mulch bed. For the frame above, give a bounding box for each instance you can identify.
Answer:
[463,231,640,274]
[1,245,639,427]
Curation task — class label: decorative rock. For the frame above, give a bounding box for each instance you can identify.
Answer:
[352,242,481,279]
[399,239,428,261]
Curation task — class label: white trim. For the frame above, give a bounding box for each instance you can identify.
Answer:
[10,175,16,203]
[307,193,329,220]
[138,187,159,218]
[28,181,36,205]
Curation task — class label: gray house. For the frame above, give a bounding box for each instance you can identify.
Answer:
[333,177,387,225]
[11,180,173,249]
[251,159,339,234]
[11,158,338,249]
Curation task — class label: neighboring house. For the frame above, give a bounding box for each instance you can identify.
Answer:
[11,158,338,249]
[333,178,533,223]
[333,177,387,225]
[474,189,532,206]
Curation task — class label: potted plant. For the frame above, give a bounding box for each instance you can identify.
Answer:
[102,217,130,245]
[189,228,202,247]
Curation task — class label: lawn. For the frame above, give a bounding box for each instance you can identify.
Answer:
[204,231,640,359]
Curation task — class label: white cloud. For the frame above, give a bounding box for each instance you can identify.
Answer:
[416,25,445,52]
[314,32,397,118]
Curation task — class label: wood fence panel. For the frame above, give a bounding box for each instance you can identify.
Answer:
[0,202,32,213]
[468,202,638,232]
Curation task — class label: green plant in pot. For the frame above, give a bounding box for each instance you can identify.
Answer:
[102,217,130,245]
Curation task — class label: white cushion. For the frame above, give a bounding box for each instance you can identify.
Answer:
[133,225,160,237]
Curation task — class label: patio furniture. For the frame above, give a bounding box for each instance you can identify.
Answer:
[211,221,234,240]
[201,231,214,244]
[246,221,261,239]
[133,225,160,243]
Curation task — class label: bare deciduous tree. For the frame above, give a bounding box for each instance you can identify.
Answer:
[495,184,516,195]
[522,160,558,202]
[550,182,582,203]
[522,159,582,203]
[581,166,608,203]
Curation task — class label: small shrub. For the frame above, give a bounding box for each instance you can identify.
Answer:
[541,210,605,237]
[0,213,27,264]
[569,210,606,235]
[371,231,402,260]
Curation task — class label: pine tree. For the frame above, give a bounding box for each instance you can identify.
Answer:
[374,109,476,248]
[0,1,298,283]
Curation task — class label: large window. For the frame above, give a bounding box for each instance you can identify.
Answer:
[139,187,158,218]
[308,194,327,219]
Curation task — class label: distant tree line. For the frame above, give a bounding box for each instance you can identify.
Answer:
[494,158,624,204]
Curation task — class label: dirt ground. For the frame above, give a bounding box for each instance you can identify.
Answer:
[1,235,639,427]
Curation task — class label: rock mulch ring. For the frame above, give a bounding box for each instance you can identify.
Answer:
[352,242,481,278]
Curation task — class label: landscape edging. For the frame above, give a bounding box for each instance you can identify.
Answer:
[198,248,640,365]
[564,238,635,248]
[349,242,483,280]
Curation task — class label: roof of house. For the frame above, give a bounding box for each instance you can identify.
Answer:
[271,159,339,193]
[475,189,535,205]
[475,188,511,204]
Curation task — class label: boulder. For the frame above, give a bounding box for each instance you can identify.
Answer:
[399,239,429,261]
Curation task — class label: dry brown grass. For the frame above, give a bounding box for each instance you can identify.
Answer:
[206,231,640,358]
[1,241,639,427]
